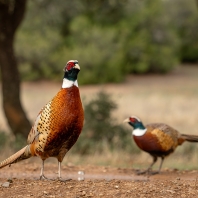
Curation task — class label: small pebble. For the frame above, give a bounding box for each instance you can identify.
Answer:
[78,171,85,181]
[43,191,48,195]
[82,191,86,196]
[2,182,10,188]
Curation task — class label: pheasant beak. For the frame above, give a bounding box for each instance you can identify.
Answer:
[74,63,80,70]
[123,118,130,123]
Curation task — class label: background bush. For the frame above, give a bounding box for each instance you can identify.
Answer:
[72,91,140,155]
[14,0,198,84]
[167,0,198,63]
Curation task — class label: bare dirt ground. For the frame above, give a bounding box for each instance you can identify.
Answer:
[1,162,198,198]
[1,65,198,197]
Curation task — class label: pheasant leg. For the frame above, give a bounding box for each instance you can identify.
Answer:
[136,156,158,175]
[57,161,72,182]
[39,160,49,180]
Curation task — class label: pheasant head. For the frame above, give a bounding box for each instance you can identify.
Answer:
[124,116,147,136]
[62,60,80,88]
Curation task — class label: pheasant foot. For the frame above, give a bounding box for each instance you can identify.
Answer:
[57,177,72,182]
[136,169,159,175]
[40,175,51,180]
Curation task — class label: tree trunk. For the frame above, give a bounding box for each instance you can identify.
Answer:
[0,0,31,137]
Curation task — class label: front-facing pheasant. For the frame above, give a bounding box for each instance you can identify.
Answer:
[0,60,84,180]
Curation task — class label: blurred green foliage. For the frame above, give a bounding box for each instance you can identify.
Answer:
[0,131,26,153]
[73,91,140,155]
[12,134,27,152]
[0,132,8,150]
[15,0,198,83]
[167,0,198,63]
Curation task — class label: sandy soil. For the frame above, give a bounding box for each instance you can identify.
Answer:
[1,162,198,198]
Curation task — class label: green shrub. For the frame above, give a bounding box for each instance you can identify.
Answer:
[0,132,26,153]
[0,132,8,151]
[12,134,26,152]
[166,0,198,63]
[61,16,126,84]
[73,91,140,155]
[121,0,179,74]
[15,0,180,84]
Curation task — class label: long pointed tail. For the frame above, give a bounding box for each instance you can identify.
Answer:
[0,145,32,169]
[180,134,198,143]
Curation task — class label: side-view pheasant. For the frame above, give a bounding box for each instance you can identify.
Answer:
[124,116,198,175]
[0,60,84,180]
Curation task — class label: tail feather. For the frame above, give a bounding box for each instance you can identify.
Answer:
[0,145,32,169]
[180,134,198,143]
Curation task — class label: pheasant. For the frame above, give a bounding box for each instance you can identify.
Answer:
[124,116,198,175]
[0,60,84,180]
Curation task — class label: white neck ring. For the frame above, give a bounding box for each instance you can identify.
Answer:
[132,128,147,136]
[62,78,78,88]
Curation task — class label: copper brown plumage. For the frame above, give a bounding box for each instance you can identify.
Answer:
[124,116,198,175]
[0,60,84,180]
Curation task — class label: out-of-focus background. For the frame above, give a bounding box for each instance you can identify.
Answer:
[0,0,198,171]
